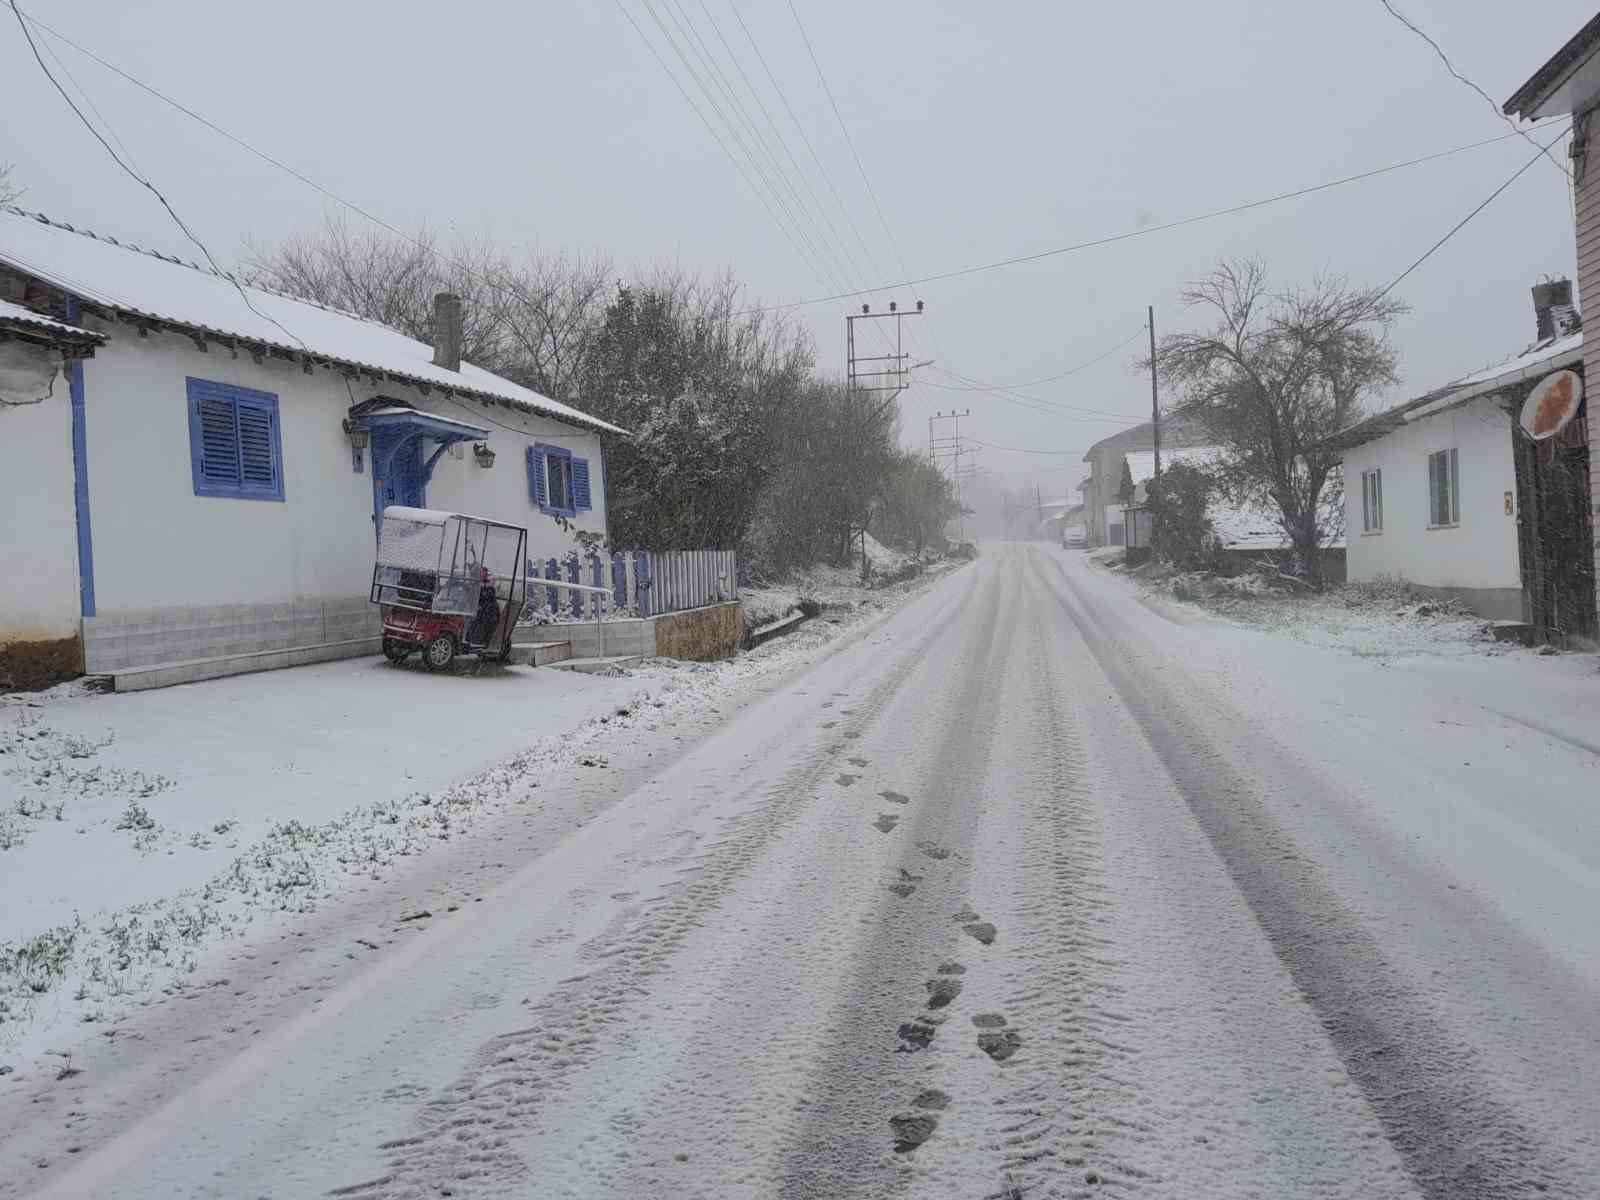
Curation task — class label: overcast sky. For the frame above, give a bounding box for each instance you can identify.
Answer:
[3,0,1591,497]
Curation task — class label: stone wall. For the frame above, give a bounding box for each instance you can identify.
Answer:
[654,601,744,662]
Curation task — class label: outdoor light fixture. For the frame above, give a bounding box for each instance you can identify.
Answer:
[473,442,495,469]
[341,417,370,450]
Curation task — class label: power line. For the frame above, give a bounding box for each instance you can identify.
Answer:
[1377,0,1570,181]
[918,376,1141,420]
[729,2,887,284]
[740,126,1554,315]
[785,0,911,283]
[1373,127,1567,303]
[8,0,310,356]
[698,0,871,300]
[640,0,899,361]
[636,0,848,300]
[783,1,939,368]
[929,329,1148,393]
[967,436,1124,455]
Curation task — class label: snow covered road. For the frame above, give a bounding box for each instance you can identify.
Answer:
[8,543,1598,1199]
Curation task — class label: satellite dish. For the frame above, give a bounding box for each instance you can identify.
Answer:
[1520,369,1584,440]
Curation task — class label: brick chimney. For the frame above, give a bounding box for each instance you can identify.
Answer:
[431,292,463,371]
[1532,277,1579,340]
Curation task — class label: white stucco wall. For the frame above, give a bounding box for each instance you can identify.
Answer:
[77,321,609,618]
[0,340,80,641]
[1342,394,1519,594]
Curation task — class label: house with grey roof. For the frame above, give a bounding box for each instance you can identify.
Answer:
[1326,286,1585,624]
[0,206,625,690]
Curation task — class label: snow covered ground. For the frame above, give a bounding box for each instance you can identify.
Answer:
[0,562,954,1083]
[3,544,1596,1198]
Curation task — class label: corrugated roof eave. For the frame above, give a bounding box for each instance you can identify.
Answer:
[88,302,629,437]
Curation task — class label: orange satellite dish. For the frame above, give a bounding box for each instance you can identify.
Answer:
[1520,369,1584,440]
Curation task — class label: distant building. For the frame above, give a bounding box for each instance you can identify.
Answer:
[1079,415,1210,547]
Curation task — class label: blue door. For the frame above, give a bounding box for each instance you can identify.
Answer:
[373,431,424,534]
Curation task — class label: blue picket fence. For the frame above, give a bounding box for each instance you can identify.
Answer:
[525,549,737,620]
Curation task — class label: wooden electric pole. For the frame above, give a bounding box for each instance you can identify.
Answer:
[1148,305,1161,555]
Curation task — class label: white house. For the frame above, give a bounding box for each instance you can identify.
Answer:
[0,206,625,688]
[1329,327,1584,621]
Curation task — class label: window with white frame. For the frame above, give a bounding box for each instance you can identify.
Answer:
[1427,448,1459,527]
[1361,468,1383,533]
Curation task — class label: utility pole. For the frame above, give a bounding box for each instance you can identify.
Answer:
[847,300,925,416]
[929,409,972,544]
[1148,304,1161,556]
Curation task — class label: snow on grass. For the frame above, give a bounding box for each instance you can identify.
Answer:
[1107,560,1524,662]
[0,559,961,1069]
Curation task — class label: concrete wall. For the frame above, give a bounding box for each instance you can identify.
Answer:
[73,320,608,671]
[522,601,744,662]
[0,339,81,687]
[1342,394,1522,618]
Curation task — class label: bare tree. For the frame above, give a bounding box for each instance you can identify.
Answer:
[1151,260,1406,587]
[1,164,22,206]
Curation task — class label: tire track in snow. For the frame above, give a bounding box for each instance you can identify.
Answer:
[334,574,986,1198]
[976,561,1150,1199]
[1037,550,1577,1200]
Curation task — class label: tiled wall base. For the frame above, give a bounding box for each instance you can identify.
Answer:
[84,597,380,673]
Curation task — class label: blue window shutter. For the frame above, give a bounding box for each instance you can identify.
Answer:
[572,456,592,510]
[196,396,241,488]
[186,377,283,501]
[528,444,550,511]
[237,403,276,490]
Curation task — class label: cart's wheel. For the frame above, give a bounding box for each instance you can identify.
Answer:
[382,637,410,664]
[422,634,456,671]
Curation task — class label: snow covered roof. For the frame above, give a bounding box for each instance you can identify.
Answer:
[0,297,105,345]
[1123,445,1223,485]
[1326,330,1583,455]
[0,207,626,436]
[1503,12,1600,120]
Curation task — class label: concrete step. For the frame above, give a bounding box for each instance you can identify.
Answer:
[548,654,644,675]
[507,640,573,667]
[97,637,381,693]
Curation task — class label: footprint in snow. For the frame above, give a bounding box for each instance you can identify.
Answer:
[847,756,868,768]
[897,1017,938,1052]
[879,790,910,805]
[836,773,858,787]
[937,961,965,976]
[925,977,963,1008]
[888,880,917,898]
[962,921,997,946]
[917,841,951,861]
[873,813,901,834]
[821,721,837,729]
[974,1014,1021,1062]
[913,1088,951,1111]
[889,1111,938,1154]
